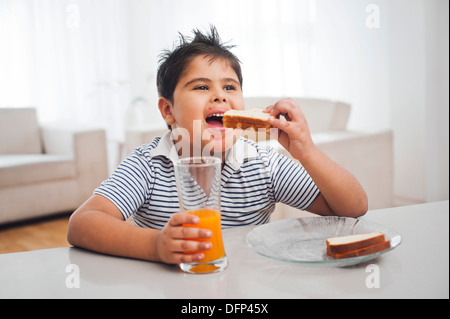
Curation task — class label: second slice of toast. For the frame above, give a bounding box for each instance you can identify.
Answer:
[326,232,386,254]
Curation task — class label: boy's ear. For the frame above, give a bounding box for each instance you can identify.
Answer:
[158,97,175,126]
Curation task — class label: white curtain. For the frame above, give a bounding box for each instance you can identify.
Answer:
[0,0,130,142]
[0,0,316,142]
[141,0,315,98]
[127,0,392,133]
[0,0,389,140]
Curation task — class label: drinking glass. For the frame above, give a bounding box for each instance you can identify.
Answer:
[174,156,228,274]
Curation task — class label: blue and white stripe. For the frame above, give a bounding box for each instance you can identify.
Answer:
[95,133,319,229]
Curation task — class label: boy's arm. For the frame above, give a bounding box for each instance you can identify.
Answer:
[67,194,212,264]
[266,99,368,218]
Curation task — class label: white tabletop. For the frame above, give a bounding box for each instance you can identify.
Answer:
[0,201,448,299]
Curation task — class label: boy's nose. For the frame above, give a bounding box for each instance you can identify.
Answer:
[210,87,227,103]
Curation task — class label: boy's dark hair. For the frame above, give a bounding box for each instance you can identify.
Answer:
[157,26,243,104]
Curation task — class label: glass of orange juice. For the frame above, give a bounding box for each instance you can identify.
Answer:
[174,156,228,274]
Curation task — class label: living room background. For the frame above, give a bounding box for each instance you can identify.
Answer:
[0,0,448,205]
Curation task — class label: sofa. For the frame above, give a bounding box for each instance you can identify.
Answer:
[0,108,109,225]
[125,97,394,221]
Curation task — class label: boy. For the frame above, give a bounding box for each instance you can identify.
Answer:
[67,27,367,265]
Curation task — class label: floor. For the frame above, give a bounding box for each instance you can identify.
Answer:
[0,214,71,254]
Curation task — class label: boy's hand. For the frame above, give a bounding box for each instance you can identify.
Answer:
[266,98,316,161]
[154,212,212,264]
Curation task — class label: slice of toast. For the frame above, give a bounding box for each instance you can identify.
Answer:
[327,240,391,259]
[326,232,390,259]
[222,108,274,131]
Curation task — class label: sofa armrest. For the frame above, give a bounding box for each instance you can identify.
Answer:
[41,124,109,202]
[41,124,99,156]
[314,130,393,209]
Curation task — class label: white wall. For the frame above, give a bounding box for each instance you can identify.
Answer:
[424,0,449,202]
[387,0,449,203]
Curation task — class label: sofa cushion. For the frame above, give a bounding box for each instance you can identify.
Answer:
[0,155,77,188]
[0,108,43,154]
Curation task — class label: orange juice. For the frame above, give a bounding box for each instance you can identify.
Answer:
[183,208,226,262]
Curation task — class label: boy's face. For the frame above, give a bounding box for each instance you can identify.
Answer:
[159,55,244,158]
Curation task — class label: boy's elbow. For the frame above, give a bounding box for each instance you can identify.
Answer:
[337,193,368,218]
[353,194,368,218]
[353,207,368,218]
[66,212,84,247]
[66,217,77,247]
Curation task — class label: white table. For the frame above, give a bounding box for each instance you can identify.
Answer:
[0,201,448,299]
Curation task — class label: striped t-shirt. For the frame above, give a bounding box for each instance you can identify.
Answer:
[95,132,319,228]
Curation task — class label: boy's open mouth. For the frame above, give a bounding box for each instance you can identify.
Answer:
[205,113,224,128]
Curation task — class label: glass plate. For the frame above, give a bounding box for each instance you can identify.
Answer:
[246,217,402,267]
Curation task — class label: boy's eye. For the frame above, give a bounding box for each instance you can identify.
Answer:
[224,85,236,91]
[194,85,208,90]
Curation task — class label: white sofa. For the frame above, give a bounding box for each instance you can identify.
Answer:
[0,108,109,225]
[125,97,394,220]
